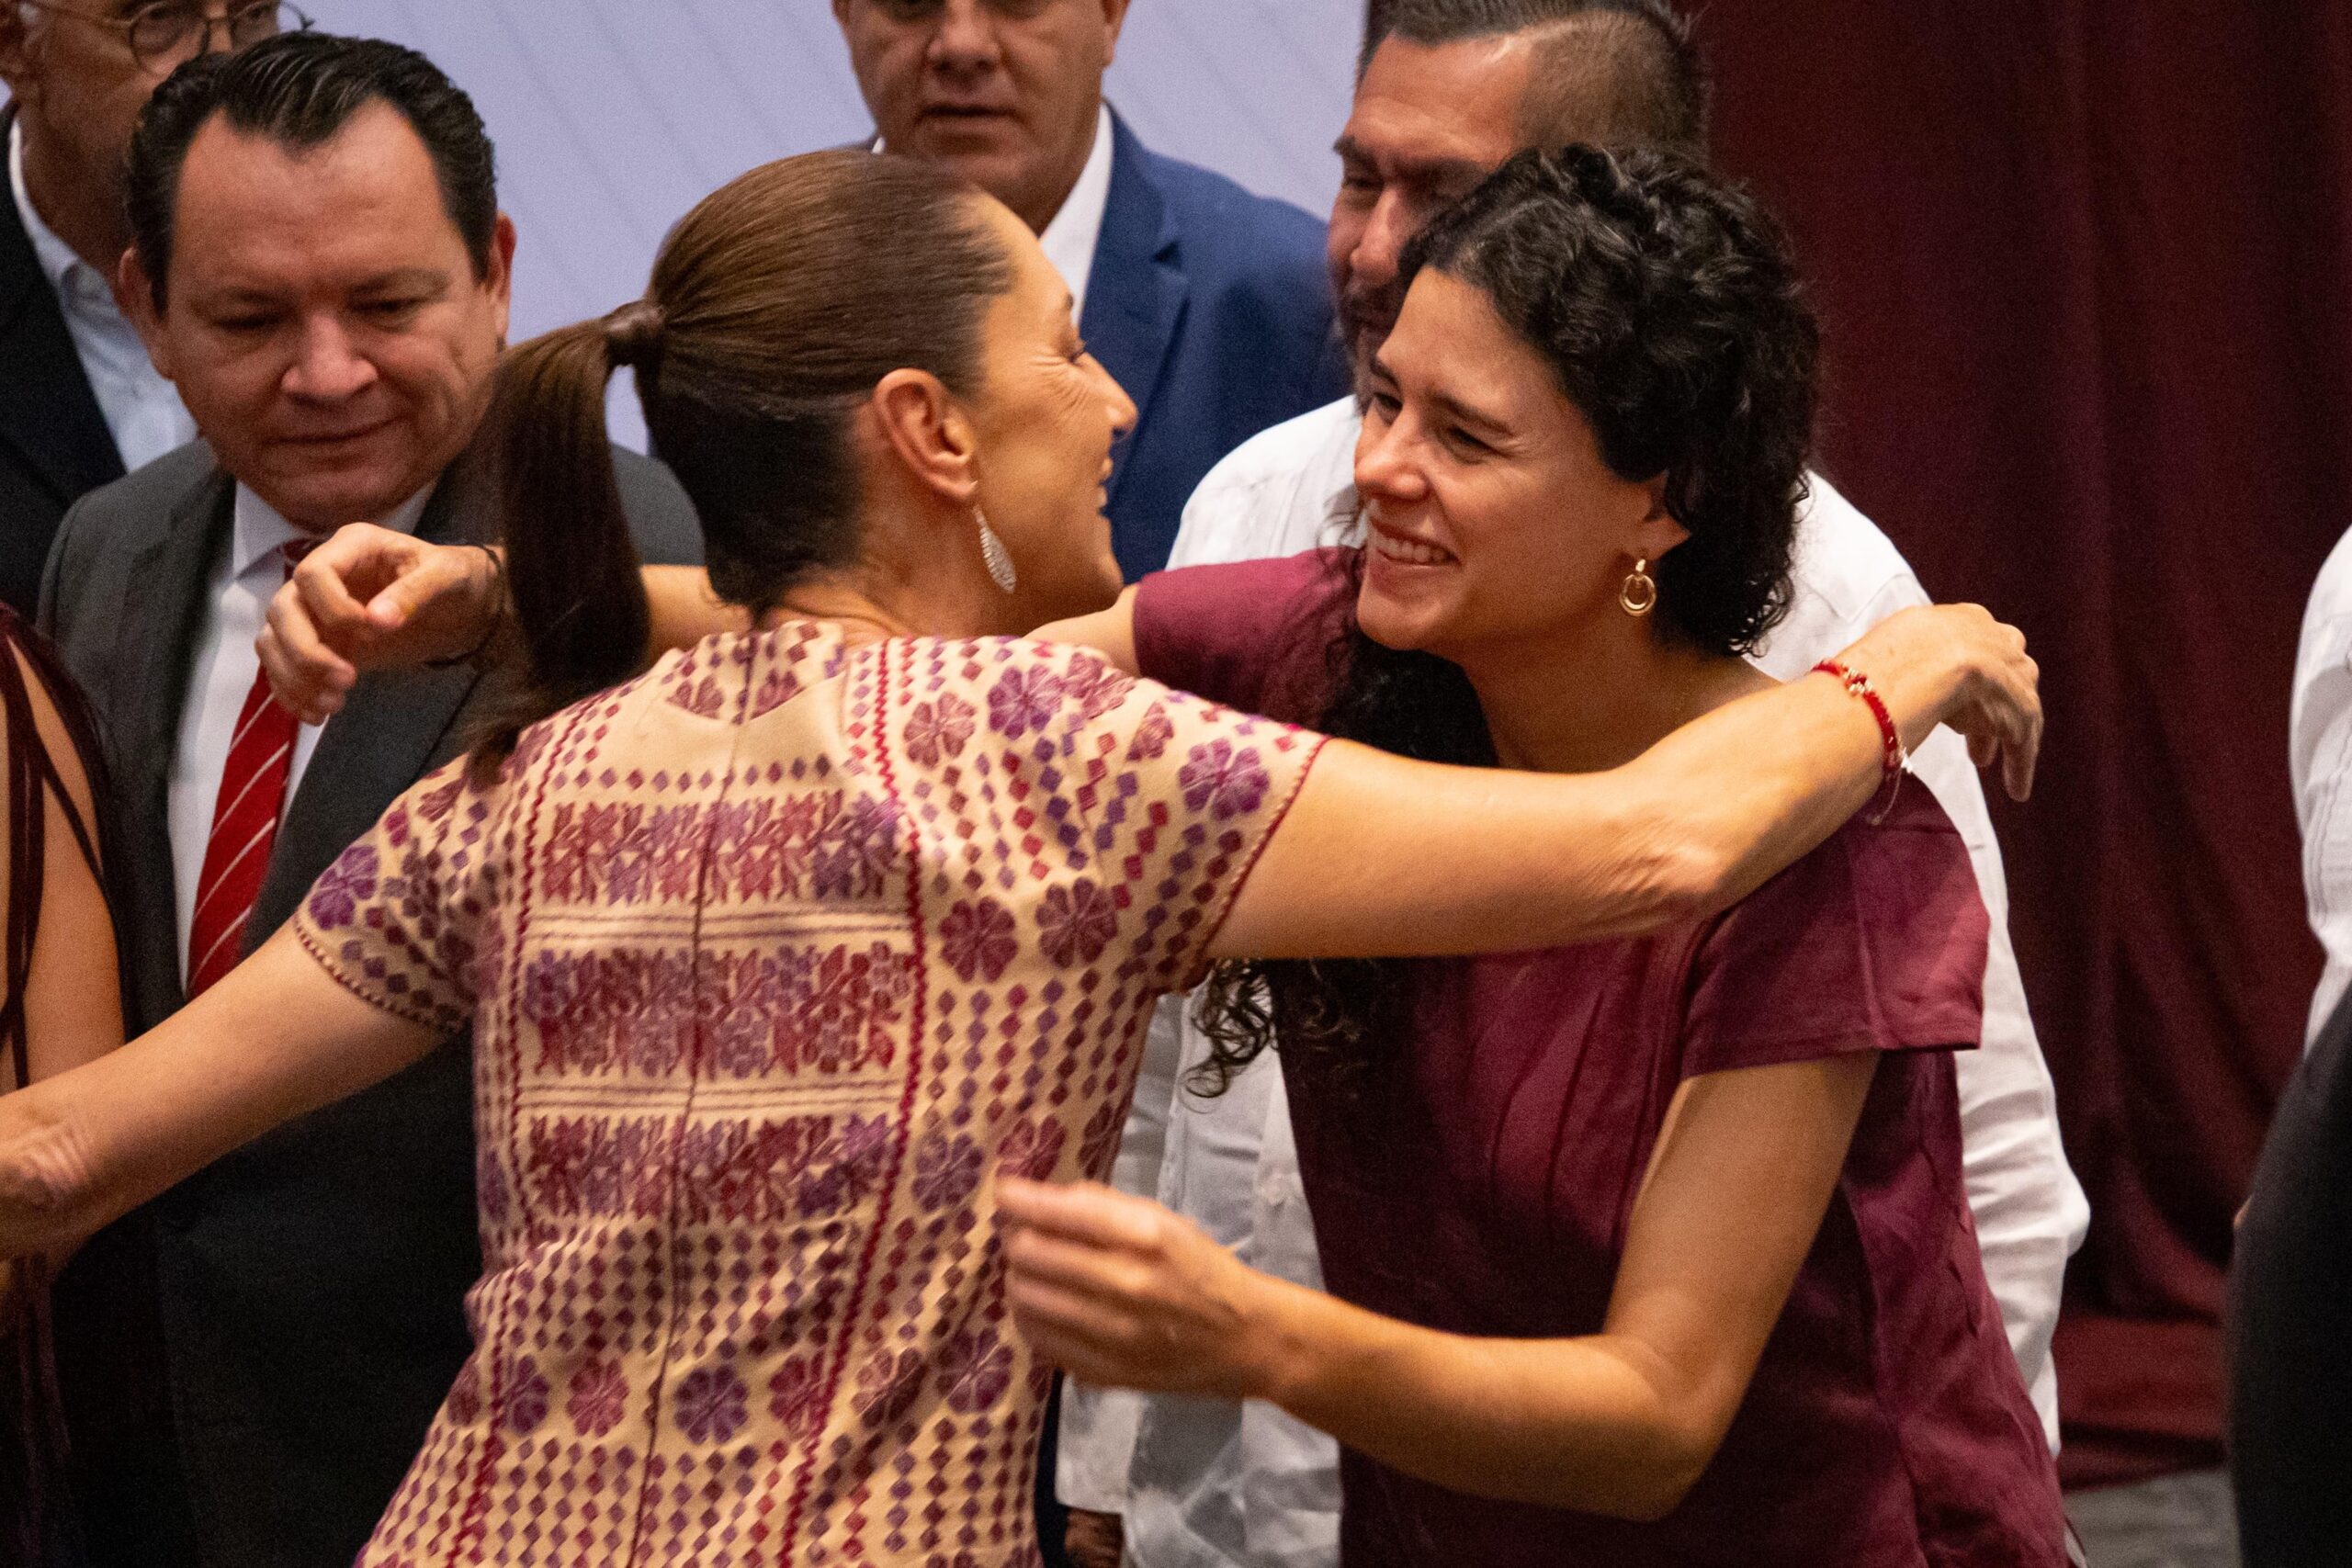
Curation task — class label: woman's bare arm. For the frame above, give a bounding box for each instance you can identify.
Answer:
[1212,603,2039,958]
[1000,1051,1876,1520]
[0,930,441,1260]
[2,646,122,1091]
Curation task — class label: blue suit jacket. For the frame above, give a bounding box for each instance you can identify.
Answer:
[1084,113,1348,577]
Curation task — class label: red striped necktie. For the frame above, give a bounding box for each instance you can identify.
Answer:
[186,538,314,998]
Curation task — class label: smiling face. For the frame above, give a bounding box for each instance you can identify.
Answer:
[833,0,1127,233]
[125,99,514,533]
[1353,266,1680,663]
[1329,33,1535,379]
[961,197,1136,621]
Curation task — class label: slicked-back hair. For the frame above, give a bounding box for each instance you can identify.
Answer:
[1360,0,1709,158]
[128,31,498,310]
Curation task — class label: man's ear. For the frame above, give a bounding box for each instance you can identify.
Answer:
[484,213,518,341]
[1100,0,1133,65]
[117,248,176,383]
[869,367,980,509]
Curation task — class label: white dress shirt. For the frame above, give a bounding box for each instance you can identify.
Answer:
[2293,526,2352,1045]
[168,484,430,984]
[1038,106,1116,321]
[1059,397,2089,1565]
[9,118,195,475]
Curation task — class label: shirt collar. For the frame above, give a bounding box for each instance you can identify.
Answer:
[1036,105,1115,317]
[9,117,96,301]
[231,481,433,581]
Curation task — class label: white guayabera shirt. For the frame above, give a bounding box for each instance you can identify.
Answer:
[2293,525,2352,1047]
[1059,396,2089,1568]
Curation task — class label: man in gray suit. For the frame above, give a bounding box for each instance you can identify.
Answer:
[38,35,701,1568]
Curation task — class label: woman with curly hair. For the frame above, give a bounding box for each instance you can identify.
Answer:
[993,147,2072,1565]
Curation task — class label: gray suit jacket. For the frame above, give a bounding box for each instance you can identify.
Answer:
[38,438,702,1568]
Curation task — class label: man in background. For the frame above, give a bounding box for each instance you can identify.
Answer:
[0,1,295,612]
[1057,5,2090,1566]
[832,0,1348,576]
[40,35,701,1568]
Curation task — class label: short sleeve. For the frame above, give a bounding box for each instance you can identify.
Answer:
[290,757,503,1036]
[893,636,1326,998]
[1131,548,1357,725]
[1679,788,1990,1079]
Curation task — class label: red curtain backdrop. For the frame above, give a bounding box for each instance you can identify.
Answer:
[1700,1,2352,1485]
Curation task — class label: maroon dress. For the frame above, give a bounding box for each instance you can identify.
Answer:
[1132,551,2069,1568]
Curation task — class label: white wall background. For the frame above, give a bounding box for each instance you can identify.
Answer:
[301,1,1363,447]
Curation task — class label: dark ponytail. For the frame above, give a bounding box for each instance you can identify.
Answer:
[485,318,651,737]
[476,149,1013,751]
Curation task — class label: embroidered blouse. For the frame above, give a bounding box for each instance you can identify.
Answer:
[293,622,1319,1568]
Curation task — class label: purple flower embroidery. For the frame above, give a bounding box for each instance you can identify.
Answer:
[672,1363,749,1445]
[911,1132,983,1213]
[940,898,1019,983]
[567,1356,629,1438]
[1179,740,1271,820]
[1037,880,1117,968]
[996,1116,1066,1182]
[1125,704,1174,761]
[1060,654,1136,721]
[498,1356,550,1435]
[305,844,379,930]
[904,693,978,766]
[767,1355,829,1440]
[851,1348,926,1427]
[989,664,1065,740]
[939,1328,1015,1413]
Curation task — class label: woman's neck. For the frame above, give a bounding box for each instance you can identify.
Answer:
[1446,611,1772,776]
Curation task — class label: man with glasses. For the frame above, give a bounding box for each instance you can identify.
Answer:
[0,2,301,614]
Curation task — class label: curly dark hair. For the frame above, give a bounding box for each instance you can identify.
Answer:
[1193,144,1820,1104]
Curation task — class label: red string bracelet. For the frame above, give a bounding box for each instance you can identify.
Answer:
[1812,659,1907,824]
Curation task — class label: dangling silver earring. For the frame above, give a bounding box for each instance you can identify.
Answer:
[977,509,1018,595]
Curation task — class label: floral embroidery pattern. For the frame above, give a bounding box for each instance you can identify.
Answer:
[988,664,1066,740]
[1179,739,1272,820]
[940,1329,1014,1413]
[939,898,1018,983]
[304,844,379,930]
[911,1132,983,1213]
[567,1356,629,1438]
[1037,880,1118,968]
[673,1364,750,1445]
[766,1356,829,1441]
[851,1348,926,1428]
[300,626,1320,1568]
[538,792,899,908]
[996,1116,1066,1182]
[497,1356,550,1436]
[903,693,978,766]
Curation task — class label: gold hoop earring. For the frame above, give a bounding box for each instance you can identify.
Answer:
[1619,558,1657,617]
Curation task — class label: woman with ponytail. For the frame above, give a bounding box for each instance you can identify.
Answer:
[0,148,2041,1568]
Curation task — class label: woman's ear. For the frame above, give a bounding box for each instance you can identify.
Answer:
[1630,471,1691,561]
[869,367,980,508]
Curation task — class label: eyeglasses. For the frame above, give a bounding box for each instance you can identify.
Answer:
[22,1,312,76]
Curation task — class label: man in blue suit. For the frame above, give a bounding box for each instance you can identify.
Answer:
[834,0,1348,578]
